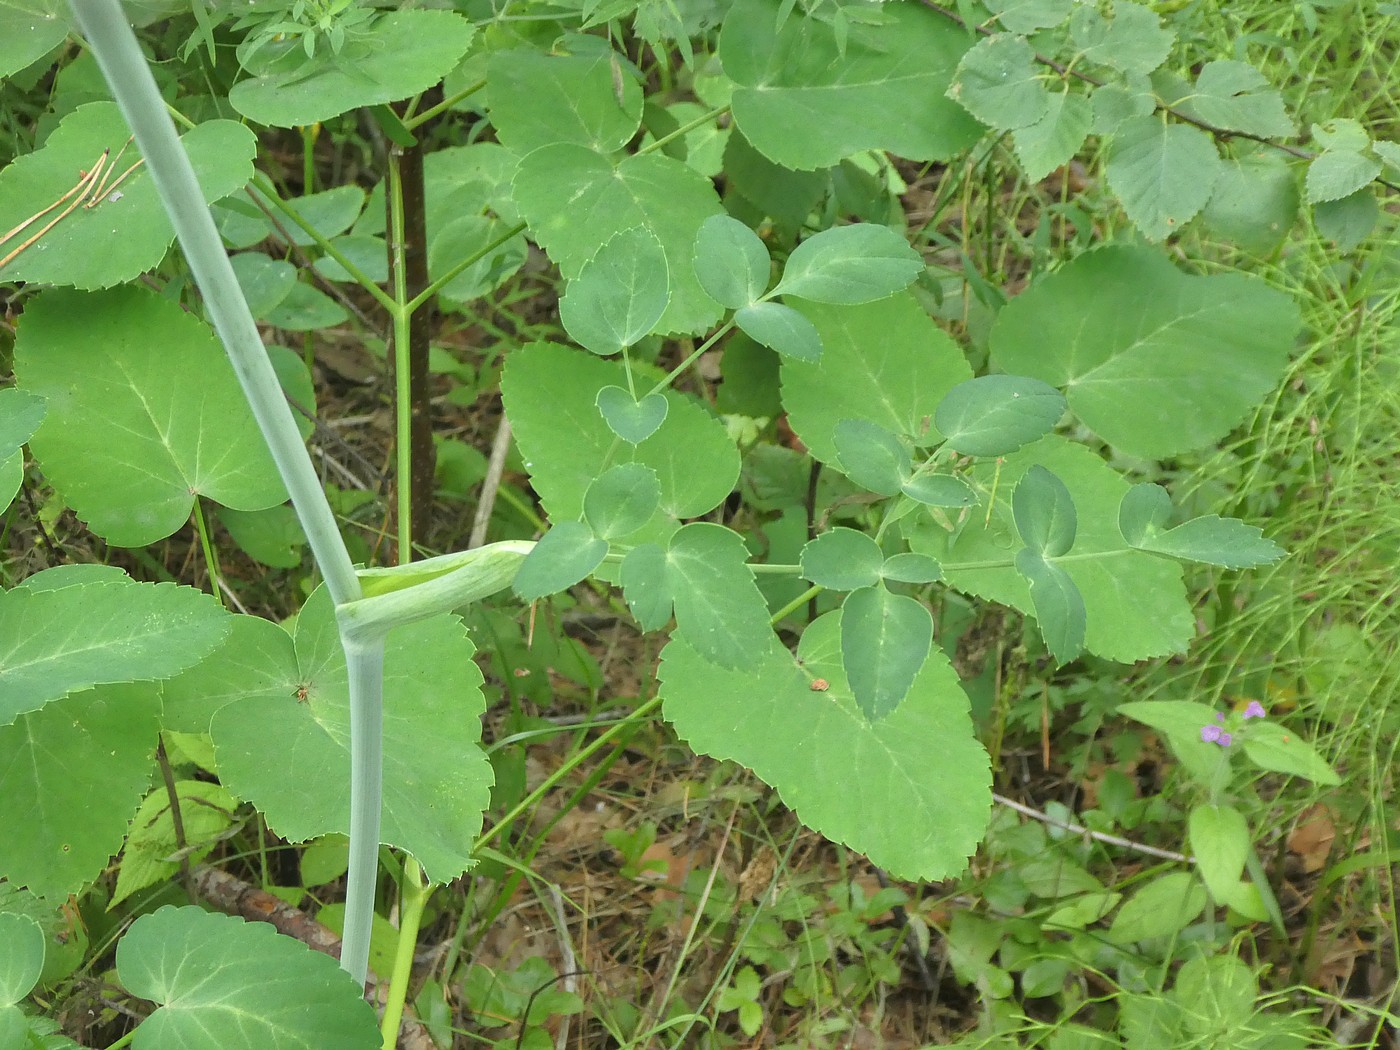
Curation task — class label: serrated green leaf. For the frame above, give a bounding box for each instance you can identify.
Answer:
[513,521,608,600]
[0,912,44,1005]
[559,227,671,355]
[0,576,227,725]
[1013,465,1076,557]
[487,49,643,154]
[1201,153,1299,253]
[720,0,981,170]
[834,418,910,495]
[1188,804,1248,901]
[801,527,884,591]
[1240,722,1340,785]
[513,144,724,335]
[1313,189,1379,251]
[910,436,1192,661]
[117,906,379,1049]
[1106,116,1222,240]
[734,301,823,361]
[902,473,975,508]
[502,343,739,523]
[595,386,669,444]
[0,102,255,289]
[1312,118,1369,151]
[841,585,933,720]
[0,684,160,898]
[935,374,1067,457]
[782,294,973,465]
[659,610,991,879]
[1373,139,1400,173]
[620,543,672,630]
[1185,61,1293,138]
[665,523,773,669]
[1013,90,1093,183]
[1306,149,1382,204]
[207,588,494,882]
[583,464,661,541]
[1014,548,1085,663]
[772,224,924,304]
[880,552,942,584]
[990,245,1299,459]
[693,214,771,309]
[229,10,474,127]
[986,0,1072,32]
[1089,79,1156,135]
[722,129,830,229]
[1070,1,1173,75]
[948,34,1048,131]
[16,287,288,545]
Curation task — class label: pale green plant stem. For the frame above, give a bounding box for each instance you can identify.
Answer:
[387,149,414,562]
[190,497,224,608]
[380,857,432,1050]
[69,0,381,988]
[403,78,486,130]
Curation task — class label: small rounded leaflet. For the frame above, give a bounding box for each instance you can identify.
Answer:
[583,463,662,541]
[0,912,44,1007]
[771,223,925,305]
[934,374,1067,458]
[948,34,1048,131]
[512,521,608,601]
[1012,464,1077,557]
[560,226,671,356]
[901,472,975,508]
[800,527,884,591]
[693,214,771,309]
[833,418,910,496]
[733,301,822,362]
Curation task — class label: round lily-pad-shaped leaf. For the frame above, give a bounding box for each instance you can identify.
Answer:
[14,286,287,546]
[117,906,379,1049]
[659,610,991,880]
[0,102,255,289]
[228,10,475,128]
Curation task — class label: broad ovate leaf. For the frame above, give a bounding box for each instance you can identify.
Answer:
[0,574,227,725]
[841,585,934,721]
[948,34,1048,131]
[773,224,924,304]
[513,143,724,335]
[781,293,973,465]
[693,214,771,309]
[990,246,1300,459]
[1105,116,1223,241]
[934,374,1066,457]
[15,286,288,546]
[487,48,642,155]
[206,587,493,883]
[0,684,161,898]
[721,0,981,169]
[1119,483,1284,568]
[117,907,379,1049]
[659,610,991,880]
[1013,90,1093,183]
[229,10,474,127]
[1240,722,1340,786]
[0,102,255,289]
[1184,61,1293,138]
[908,436,1192,661]
[502,343,739,524]
[1188,804,1249,902]
[559,227,670,355]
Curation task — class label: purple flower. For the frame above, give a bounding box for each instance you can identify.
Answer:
[1243,701,1266,720]
[1200,723,1233,747]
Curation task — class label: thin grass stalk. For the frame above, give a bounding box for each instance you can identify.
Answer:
[69,0,381,988]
